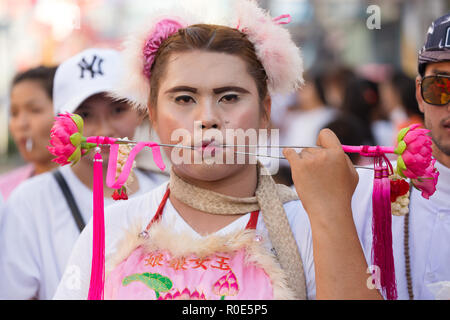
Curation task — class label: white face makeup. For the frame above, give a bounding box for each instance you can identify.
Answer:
[150,50,270,182]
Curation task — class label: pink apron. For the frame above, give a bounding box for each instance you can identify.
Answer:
[104,188,291,300]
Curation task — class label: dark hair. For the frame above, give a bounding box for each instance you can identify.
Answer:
[322,114,367,163]
[341,77,380,145]
[304,71,327,106]
[389,70,423,119]
[322,65,356,108]
[149,24,268,108]
[11,66,58,100]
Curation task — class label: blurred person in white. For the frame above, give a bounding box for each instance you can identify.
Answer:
[280,71,336,154]
[0,193,3,225]
[0,66,58,200]
[0,48,168,300]
[354,13,450,299]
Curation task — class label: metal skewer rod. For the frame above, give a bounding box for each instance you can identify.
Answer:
[221,144,319,149]
[111,139,374,169]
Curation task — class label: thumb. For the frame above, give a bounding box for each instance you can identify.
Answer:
[316,128,342,150]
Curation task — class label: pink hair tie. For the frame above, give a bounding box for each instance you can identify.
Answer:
[272,14,291,25]
[142,18,185,79]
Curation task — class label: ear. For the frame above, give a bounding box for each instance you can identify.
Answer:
[260,94,272,129]
[415,75,425,114]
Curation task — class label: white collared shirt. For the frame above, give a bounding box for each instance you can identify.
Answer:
[353,161,450,299]
[0,165,168,300]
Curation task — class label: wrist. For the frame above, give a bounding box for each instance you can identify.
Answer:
[306,201,354,232]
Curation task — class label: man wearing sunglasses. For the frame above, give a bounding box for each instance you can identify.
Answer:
[417,14,450,168]
[353,13,450,300]
[390,13,450,300]
[405,12,450,300]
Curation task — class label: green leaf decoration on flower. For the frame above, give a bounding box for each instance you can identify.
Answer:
[67,146,82,164]
[122,272,173,298]
[397,126,410,143]
[394,140,407,155]
[70,132,83,146]
[396,155,407,178]
[70,113,84,133]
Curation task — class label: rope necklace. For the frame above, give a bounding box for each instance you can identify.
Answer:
[404,185,414,300]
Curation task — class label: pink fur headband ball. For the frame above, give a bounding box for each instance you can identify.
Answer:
[142,19,186,79]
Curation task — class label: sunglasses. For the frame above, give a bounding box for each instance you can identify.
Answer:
[420,74,450,106]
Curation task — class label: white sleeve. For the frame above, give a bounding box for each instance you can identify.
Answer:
[53,198,134,300]
[351,168,375,266]
[0,193,41,299]
[52,216,93,300]
[284,201,316,300]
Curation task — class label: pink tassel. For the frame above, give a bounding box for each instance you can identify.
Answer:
[371,159,397,300]
[88,148,105,300]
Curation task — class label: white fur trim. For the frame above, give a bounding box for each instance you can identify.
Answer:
[229,0,304,95]
[107,219,297,300]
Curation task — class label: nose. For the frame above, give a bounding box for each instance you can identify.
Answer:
[91,115,116,138]
[196,98,220,131]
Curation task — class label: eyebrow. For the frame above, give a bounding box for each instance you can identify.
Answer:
[213,86,250,94]
[164,86,250,95]
[429,69,450,76]
[165,86,197,94]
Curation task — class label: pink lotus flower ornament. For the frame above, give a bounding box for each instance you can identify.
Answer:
[394,124,438,198]
[212,270,239,300]
[410,159,440,200]
[158,288,206,300]
[47,112,95,166]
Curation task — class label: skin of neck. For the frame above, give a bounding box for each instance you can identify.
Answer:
[32,160,57,176]
[169,163,259,236]
[173,163,258,198]
[432,143,450,168]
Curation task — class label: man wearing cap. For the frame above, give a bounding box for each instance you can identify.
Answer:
[0,48,168,300]
[405,12,450,299]
[352,13,450,300]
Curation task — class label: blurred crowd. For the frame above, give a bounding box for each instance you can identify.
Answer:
[270,64,423,185]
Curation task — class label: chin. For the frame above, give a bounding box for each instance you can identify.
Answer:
[172,162,247,182]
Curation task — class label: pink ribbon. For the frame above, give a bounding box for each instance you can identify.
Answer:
[272,14,291,25]
[86,136,166,189]
[106,142,166,189]
[236,13,291,31]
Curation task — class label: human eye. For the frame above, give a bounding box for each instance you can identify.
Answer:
[175,95,195,105]
[10,107,18,118]
[219,94,240,104]
[112,104,128,115]
[31,106,44,114]
[76,109,91,120]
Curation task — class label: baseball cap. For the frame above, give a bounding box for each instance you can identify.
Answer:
[53,48,123,115]
[418,13,450,76]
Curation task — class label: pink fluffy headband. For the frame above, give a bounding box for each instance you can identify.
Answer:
[112,0,304,110]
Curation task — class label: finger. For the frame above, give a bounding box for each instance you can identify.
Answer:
[282,148,300,163]
[344,153,359,185]
[316,128,342,150]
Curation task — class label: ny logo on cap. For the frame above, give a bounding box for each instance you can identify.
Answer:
[446,27,450,48]
[78,55,104,79]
